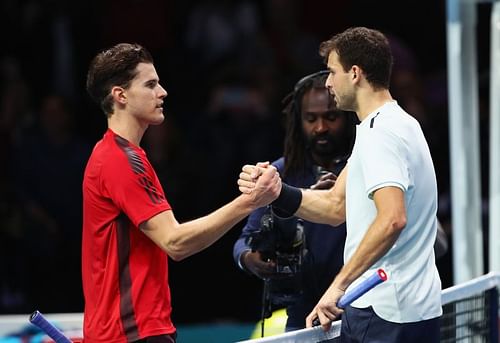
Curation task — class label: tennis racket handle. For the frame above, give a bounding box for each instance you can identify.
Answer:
[312,269,387,326]
[337,268,387,308]
[29,310,73,343]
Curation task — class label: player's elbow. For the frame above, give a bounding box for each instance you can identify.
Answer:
[165,246,190,262]
[389,213,407,233]
[162,238,192,261]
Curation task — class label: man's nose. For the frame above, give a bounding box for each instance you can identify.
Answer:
[314,119,328,133]
[159,85,168,98]
[325,74,334,89]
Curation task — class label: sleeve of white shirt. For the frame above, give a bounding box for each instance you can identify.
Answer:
[358,126,410,199]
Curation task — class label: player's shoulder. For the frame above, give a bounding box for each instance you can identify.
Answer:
[380,102,417,124]
[88,131,132,171]
[369,103,418,136]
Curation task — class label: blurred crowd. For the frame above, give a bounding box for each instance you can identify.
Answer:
[0,0,492,326]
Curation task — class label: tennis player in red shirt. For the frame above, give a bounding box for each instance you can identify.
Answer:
[82,43,281,343]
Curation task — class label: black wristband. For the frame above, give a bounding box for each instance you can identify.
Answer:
[272,183,302,218]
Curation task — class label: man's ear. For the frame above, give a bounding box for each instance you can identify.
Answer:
[111,86,127,105]
[351,65,361,81]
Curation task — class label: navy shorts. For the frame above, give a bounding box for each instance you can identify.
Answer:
[341,305,440,343]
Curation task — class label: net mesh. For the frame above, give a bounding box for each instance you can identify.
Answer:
[440,290,496,342]
[239,272,500,343]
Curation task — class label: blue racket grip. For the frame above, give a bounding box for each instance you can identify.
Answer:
[312,269,387,327]
[338,269,387,308]
[29,310,73,343]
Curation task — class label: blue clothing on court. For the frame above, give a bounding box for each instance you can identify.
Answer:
[233,157,347,329]
[340,305,440,343]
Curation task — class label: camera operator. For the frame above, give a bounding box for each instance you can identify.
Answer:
[233,71,357,331]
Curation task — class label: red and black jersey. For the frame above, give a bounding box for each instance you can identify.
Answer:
[82,129,175,342]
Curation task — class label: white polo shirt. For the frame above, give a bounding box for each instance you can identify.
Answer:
[345,101,442,323]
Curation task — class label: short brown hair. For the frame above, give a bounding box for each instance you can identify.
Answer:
[319,27,393,90]
[86,43,154,115]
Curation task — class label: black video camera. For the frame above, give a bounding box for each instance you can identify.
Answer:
[246,208,307,307]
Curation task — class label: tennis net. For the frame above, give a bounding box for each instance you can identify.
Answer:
[239,271,500,343]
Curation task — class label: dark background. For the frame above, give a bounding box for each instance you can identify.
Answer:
[0,0,494,326]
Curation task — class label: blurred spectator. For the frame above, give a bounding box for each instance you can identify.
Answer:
[0,57,34,313]
[142,117,198,221]
[190,72,283,208]
[182,0,278,114]
[263,0,324,88]
[0,140,26,313]
[11,94,91,312]
[185,0,262,69]
[0,57,35,143]
[100,0,174,54]
[389,35,427,124]
[297,1,351,39]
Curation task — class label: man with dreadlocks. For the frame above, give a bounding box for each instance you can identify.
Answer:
[233,71,357,331]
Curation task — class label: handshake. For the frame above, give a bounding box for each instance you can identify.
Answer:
[237,162,281,210]
[238,162,337,214]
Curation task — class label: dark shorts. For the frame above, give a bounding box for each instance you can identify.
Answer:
[341,306,440,343]
[134,332,177,343]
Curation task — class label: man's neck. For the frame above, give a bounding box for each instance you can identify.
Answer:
[107,112,147,146]
[356,88,393,122]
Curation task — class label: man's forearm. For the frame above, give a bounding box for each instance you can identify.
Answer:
[173,195,255,259]
[333,217,402,290]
